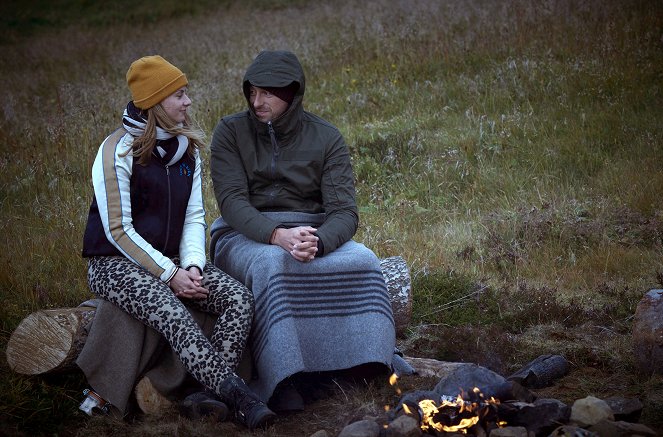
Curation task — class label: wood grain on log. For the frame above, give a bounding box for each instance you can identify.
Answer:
[6,307,96,375]
[135,376,172,415]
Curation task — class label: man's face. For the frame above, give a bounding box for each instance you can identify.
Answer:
[249,86,289,122]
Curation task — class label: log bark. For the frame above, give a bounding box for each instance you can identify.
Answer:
[6,256,412,376]
[506,354,569,389]
[380,256,413,337]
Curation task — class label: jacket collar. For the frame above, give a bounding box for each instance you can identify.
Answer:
[249,94,303,143]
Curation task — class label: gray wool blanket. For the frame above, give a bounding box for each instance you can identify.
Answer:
[210,212,396,402]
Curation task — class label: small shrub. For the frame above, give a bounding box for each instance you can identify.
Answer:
[411,270,498,327]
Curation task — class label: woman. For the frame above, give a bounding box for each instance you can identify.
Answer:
[81,55,275,430]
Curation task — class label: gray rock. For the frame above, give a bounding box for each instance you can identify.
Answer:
[603,396,643,423]
[499,398,570,436]
[633,289,663,375]
[487,381,537,403]
[570,396,614,427]
[384,415,421,437]
[392,390,440,419]
[488,426,528,437]
[338,419,381,437]
[434,363,506,398]
[309,430,331,437]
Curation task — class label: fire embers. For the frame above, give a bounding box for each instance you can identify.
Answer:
[423,391,504,434]
[400,391,503,435]
[389,375,506,435]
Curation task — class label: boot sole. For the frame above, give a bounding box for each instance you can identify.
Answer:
[251,410,277,430]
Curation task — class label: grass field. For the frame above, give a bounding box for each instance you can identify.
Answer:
[1,0,662,435]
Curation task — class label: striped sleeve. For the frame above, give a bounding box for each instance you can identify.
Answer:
[91,129,178,282]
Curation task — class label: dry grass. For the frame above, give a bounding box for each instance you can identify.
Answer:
[2,0,663,434]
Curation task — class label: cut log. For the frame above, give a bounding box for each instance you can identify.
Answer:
[507,354,569,389]
[5,307,96,375]
[380,256,413,337]
[135,376,172,415]
[402,357,466,379]
[6,257,413,376]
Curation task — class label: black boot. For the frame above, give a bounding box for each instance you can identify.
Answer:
[179,390,229,422]
[218,376,277,430]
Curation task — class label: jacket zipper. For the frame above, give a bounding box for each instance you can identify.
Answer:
[268,121,279,204]
[163,164,171,252]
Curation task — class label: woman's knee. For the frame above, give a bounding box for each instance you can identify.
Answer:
[204,265,254,312]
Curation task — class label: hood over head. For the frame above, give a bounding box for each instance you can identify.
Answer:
[242,50,305,107]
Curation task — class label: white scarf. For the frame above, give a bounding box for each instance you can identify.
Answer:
[122,108,189,166]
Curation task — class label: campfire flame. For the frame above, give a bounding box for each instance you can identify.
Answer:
[389,374,504,434]
[419,397,480,433]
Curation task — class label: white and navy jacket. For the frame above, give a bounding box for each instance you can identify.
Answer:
[82,128,206,283]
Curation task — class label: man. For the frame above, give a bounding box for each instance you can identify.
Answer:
[209,50,396,411]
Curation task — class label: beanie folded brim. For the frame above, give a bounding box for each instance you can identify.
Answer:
[133,74,188,110]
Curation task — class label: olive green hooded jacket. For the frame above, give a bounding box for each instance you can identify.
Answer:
[210,50,358,255]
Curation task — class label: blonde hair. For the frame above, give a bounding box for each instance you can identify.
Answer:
[130,104,206,165]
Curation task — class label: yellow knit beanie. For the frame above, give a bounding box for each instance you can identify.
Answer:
[126,55,188,109]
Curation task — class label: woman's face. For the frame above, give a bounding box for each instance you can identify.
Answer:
[161,87,191,123]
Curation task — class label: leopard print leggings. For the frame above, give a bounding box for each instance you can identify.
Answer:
[87,256,254,395]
